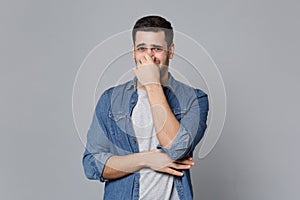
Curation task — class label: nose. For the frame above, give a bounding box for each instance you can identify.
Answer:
[146,48,155,57]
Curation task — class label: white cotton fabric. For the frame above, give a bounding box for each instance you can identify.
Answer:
[132,88,179,200]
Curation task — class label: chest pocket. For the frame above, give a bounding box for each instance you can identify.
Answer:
[108,111,128,138]
[172,108,188,121]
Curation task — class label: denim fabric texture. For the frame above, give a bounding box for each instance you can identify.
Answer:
[82,72,209,200]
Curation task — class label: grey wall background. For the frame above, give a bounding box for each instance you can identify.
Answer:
[1,0,299,199]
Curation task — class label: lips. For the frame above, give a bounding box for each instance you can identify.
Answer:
[153,58,160,65]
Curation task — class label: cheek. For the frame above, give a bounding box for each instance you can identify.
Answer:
[154,53,167,61]
[134,52,144,60]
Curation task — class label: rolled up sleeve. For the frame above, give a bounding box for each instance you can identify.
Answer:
[82,92,113,182]
[157,89,209,160]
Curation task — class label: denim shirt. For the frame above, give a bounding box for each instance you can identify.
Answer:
[82,73,209,200]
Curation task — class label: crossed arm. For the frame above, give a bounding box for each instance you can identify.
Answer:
[102,150,194,179]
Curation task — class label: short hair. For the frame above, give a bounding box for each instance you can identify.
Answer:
[132,15,174,48]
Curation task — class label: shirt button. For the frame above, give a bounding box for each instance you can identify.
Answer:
[132,139,137,144]
[131,100,135,104]
[134,183,139,188]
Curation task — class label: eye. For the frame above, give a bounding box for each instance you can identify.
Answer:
[136,47,146,52]
[152,47,163,52]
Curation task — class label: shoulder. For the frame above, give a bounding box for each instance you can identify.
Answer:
[172,78,207,98]
[171,78,209,111]
[98,80,132,99]
[95,80,132,111]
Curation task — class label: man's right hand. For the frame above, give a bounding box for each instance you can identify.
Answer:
[142,149,195,176]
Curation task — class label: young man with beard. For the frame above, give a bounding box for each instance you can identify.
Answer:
[83,15,209,200]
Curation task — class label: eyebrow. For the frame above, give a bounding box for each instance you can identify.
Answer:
[136,43,164,48]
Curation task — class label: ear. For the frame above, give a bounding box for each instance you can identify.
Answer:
[168,43,175,59]
[132,44,135,59]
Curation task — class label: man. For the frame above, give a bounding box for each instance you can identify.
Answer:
[82,15,209,200]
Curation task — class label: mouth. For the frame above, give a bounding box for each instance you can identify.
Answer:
[153,58,160,65]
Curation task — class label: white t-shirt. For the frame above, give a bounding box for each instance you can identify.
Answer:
[132,89,179,200]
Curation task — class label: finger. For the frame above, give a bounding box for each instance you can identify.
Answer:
[157,167,183,176]
[170,163,192,170]
[176,156,193,162]
[177,156,192,161]
[144,53,152,61]
[165,168,183,176]
[175,158,193,164]
[139,56,146,64]
[174,159,195,166]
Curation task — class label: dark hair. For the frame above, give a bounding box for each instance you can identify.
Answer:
[132,15,174,48]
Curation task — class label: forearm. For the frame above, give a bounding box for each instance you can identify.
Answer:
[145,84,180,147]
[103,149,194,180]
[102,152,147,180]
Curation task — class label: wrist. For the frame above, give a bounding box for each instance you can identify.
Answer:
[144,83,162,92]
[136,151,150,168]
[138,150,158,168]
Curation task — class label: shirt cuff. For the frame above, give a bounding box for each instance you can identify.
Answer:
[157,124,192,160]
[93,152,114,182]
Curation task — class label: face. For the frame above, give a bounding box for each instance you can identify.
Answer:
[133,31,174,68]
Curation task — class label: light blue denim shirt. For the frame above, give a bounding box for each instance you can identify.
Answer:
[82,72,209,200]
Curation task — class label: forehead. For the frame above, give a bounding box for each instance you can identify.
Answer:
[135,31,167,46]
